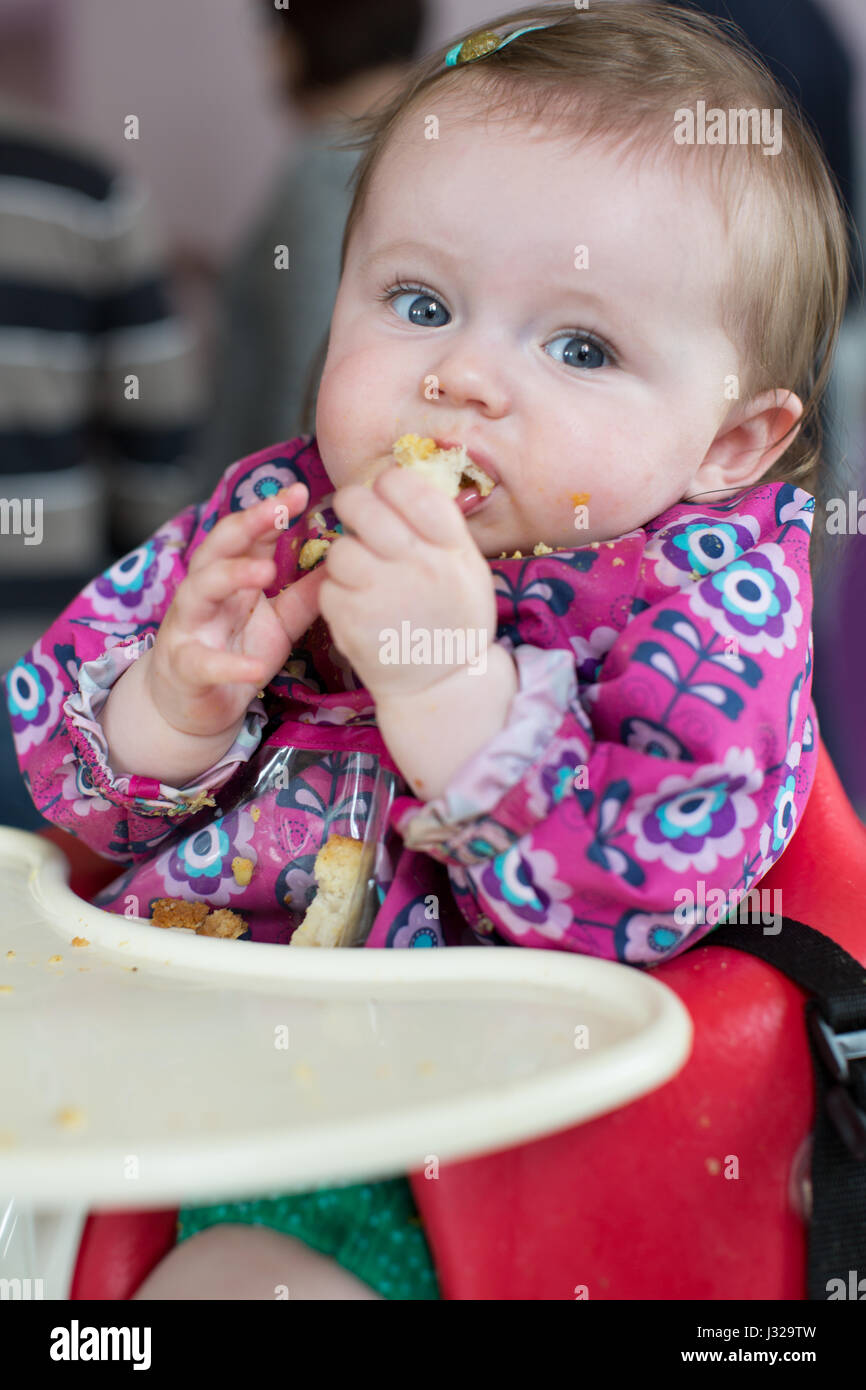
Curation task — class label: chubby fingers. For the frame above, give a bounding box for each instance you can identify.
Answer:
[187,483,308,575]
[180,555,276,621]
[323,533,385,590]
[173,637,264,689]
[270,564,328,646]
[332,467,468,555]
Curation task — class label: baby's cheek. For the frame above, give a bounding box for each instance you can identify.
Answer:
[319,357,405,487]
[314,362,369,486]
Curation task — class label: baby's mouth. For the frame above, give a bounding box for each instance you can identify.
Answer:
[392,434,499,511]
[455,480,492,516]
[360,435,500,514]
[432,438,499,505]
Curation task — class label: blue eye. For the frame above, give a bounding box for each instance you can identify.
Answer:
[378,281,615,366]
[545,333,610,370]
[383,283,451,327]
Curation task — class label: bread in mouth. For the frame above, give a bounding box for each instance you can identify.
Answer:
[294,435,495,574]
[392,433,495,499]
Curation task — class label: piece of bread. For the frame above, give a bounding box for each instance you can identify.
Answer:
[298,531,340,571]
[151,898,209,930]
[392,433,495,499]
[149,897,248,939]
[197,908,247,939]
[289,834,365,948]
[231,856,254,887]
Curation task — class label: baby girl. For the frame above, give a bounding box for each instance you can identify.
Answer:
[5,2,849,1298]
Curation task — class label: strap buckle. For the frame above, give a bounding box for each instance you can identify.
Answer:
[807,1005,866,1160]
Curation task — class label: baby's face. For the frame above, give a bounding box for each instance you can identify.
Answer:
[316,91,743,554]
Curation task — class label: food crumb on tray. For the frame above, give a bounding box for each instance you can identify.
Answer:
[149,898,248,939]
[56,1106,86,1131]
[151,898,209,930]
[197,909,247,939]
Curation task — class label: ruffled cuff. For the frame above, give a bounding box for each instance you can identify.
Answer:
[63,633,268,816]
[397,644,588,851]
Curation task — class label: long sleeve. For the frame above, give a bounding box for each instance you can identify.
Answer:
[390,484,818,967]
[3,463,268,863]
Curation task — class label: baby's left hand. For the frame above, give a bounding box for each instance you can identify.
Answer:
[319,467,496,699]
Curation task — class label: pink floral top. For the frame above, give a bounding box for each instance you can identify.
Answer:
[5,436,818,966]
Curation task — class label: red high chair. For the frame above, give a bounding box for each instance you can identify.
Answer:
[47,738,865,1300]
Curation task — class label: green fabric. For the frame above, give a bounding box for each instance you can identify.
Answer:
[176,1176,441,1300]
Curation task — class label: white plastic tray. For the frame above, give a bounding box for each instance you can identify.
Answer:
[0,827,692,1208]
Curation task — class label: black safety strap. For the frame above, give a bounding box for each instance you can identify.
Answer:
[706,915,866,1300]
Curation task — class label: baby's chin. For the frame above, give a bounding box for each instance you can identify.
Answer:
[475,536,579,560]
[468,498,626,554]
[463,487,597,556]
[467,513,586,560]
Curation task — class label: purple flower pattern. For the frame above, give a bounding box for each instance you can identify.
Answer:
[4,439,817,967]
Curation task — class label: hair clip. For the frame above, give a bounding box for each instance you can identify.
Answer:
[445,23,552,67]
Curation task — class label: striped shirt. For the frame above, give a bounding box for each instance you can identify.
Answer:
[0,97,204,591]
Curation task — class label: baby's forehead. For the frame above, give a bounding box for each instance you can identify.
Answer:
[363,95,734,280]
[378,82,728,214]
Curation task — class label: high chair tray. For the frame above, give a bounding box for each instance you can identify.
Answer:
[0,827,692,1207]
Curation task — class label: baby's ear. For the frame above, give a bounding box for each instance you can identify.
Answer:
[692,388,804,495]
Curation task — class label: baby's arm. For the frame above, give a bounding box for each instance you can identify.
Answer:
[97,648,246,786]
[374,644,518,801]
[389,517,816,966]
[5,453,324,860]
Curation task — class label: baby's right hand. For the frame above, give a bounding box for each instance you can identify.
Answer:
[147,485,326,740]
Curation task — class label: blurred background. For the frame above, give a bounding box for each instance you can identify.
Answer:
[1,0,865,828]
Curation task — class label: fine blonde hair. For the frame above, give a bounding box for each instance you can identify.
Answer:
[316,1,855,566]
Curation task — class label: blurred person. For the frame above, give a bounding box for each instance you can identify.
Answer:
[192,0,428,487]
[0,93,204,827]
